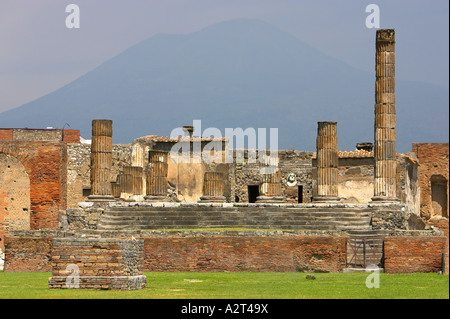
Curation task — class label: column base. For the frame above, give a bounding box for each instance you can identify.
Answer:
[198,196,226,203]
[313,196,342,203]
[256,196,286,203]
[371,196,400,203]
[144,195,170,202]
[87,195,116,202]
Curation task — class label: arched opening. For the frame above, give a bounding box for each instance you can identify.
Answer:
[430,175,448,218]
[0,154,31,251]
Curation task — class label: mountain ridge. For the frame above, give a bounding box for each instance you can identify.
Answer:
[0,18,448,152]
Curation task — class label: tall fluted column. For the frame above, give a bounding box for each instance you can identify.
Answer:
[145,150,169,201]
[256,153,285,203]
[131,143,145,168]
[314,121,340,202]
[199,172,226,202]
[372,29,399,202]
[88,119,115,201]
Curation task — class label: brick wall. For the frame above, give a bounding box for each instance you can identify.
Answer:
[47,238,147,290]
[4,237,53,272]
[412,143,449,219]
[5,231,447,273]
[62,129,80,143]
[0,141,68,230]
[384,236,447,273]
[50,238,144,277]
[426,218,449,274]
[0,129,13,140]
[144,235,347,272]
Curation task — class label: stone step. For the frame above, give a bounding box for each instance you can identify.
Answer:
[97,224,345,231]
[104,209,371,218]
[99,215,371,223]
[343,268,385,273]
[99,215,371,224]
[98,208,372,231]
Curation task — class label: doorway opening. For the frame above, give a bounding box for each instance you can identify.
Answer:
[248,185,260,203]
[298,185,304,203]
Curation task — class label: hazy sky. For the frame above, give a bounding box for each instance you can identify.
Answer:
[0,0,448,113]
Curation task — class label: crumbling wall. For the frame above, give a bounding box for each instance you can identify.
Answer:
[412,143,449,219]
[0,154,31,250]
[0,141,68,230]
[66,143,131,208]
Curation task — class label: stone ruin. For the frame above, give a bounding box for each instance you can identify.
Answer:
[0,30,448,287]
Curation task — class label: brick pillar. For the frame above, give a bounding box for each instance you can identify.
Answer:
[88,120,115,201]
[314,121,340,202]
[199,172,226,202]
[145,150,169,201]
[256,153,285,203]
[372,29,399,202]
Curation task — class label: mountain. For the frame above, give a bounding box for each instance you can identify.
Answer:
[0,19,448,152]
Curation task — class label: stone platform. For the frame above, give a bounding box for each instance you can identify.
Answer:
[69,201,416,232]
[48,238,146,290]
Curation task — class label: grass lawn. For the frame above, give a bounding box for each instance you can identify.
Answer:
[0,271,448,299]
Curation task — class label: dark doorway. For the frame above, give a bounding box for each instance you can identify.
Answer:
[248,185,260,203]
[298,185,304,203]
[431,176,448,218]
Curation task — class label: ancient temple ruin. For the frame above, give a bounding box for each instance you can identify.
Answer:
[0,30,448,284]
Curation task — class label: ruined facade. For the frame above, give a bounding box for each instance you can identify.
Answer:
[0,30,448,279]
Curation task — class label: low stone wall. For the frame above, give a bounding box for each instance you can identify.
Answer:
[64,201,416,231]
[384,236,447,273]
[144,232,347,273]
[4,229,447,274]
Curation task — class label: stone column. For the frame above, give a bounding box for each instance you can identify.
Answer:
[372,29,399,202]
[256,153,285,203]
[131,143,145,168]
[314,121,340,202]
[88,119,115,201]
[111,182,121,198]
[117,173,133,199]
[145,150,169,201]
[199,172,226,202]
[123,166,144,196]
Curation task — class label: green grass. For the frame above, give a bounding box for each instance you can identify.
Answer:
[0,271,448,299]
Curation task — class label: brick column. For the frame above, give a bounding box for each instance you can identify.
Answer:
[372,29,399,202]
[145,150,169,201]
[314,121,340,202]
[88,120,115,201]
[199,172,226,202]
[256,153,285,203]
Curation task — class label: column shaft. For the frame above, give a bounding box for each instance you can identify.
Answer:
[89,119,115,201]
[314,121,340,201]
[373,29,398,202]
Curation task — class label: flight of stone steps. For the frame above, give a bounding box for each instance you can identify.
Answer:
[98,205,373,231]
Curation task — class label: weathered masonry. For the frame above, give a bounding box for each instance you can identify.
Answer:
[0,30,448,279]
